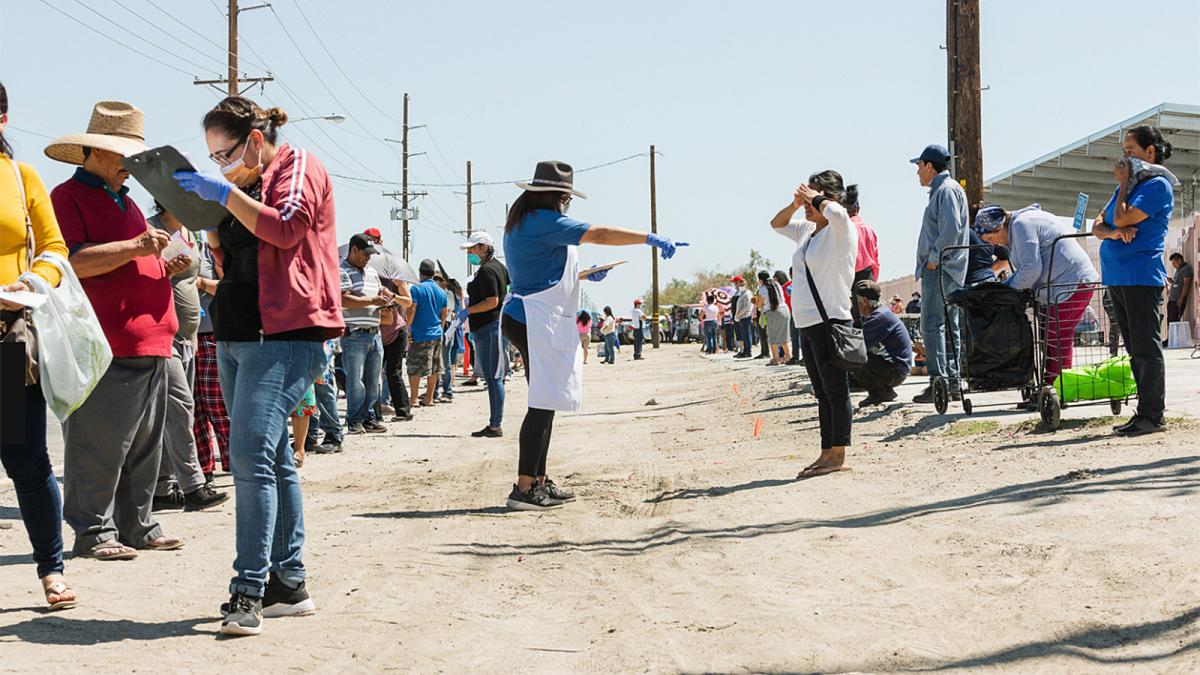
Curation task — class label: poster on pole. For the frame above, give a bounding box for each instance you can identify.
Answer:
[1072,193,1090,232]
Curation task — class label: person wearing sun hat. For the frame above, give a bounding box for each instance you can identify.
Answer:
[499,160,686,510]
[46,100,188,561]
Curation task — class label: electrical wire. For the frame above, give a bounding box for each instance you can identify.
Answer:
[6,126,56,140]
[327,152,653,188]
[36,0,202,78]
[109,0,230,71]
[144,0,272,72]
[68,0,224,77]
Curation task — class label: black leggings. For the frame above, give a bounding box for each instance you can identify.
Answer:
[501,315,554,477]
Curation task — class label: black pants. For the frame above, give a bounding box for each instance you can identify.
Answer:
[1108,286,1166,420]
[382,331,412,417]
[849,352,908,396]
[502,315,553,477]
[1167,301,1183,326]
[758,323,769,357]
[799,322,852,448]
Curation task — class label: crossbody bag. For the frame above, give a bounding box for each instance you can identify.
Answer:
[0,159,39,385]
[802,238,867,371]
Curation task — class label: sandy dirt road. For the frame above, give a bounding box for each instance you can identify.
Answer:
[2,343,1199,673]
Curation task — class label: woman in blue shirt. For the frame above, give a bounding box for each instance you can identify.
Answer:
[1091,125,1174,436]
[500,161,683,510]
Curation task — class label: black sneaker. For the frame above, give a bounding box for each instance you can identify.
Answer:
[786,357,801,366]
[542,479,576,502]
[857,390,898,409]
[912,387,933,404]
[363,419,387,433]
[391,413,414,422]
[310,441,342,455]
[183,484,230,511]
[220,593,263,636]
[262,574,316,618]
[346,423,366,435]
[471,426,504,438]
[505,484,564,511]
[152,486,185,512]
[1113,415,1142,433]
[1114,415,1167,436]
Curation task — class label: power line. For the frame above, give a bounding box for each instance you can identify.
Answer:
[7,125,56,140]
[36,0,201,78]
[110,0,229,71]
[69,0,224,77]
[327,152,654,188]
[145,0,272,73]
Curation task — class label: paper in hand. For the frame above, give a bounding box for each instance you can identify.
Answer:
[0,289,48,309]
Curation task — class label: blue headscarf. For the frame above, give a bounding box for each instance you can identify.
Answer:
[972,204,1007,234]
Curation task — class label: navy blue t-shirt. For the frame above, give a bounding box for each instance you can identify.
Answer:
[965,230,998,286]
[502,209,591,324]
[860,307,913,374]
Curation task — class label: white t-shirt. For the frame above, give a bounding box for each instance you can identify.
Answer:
[601,315,616,335]
[702,303,719,322]
[776,202,858,329]
[631,306,644,328]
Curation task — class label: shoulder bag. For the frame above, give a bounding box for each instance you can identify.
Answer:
[1,159,39,385]
[803,250,867,371]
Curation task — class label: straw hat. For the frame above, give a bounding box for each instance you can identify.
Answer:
[44,101,148,165]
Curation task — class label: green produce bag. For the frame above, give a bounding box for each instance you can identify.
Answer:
[1054,356,1137,403]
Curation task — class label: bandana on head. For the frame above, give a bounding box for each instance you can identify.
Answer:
[973,205,1007,234]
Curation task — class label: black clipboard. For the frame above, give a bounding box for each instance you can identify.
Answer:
[122,146,230,231]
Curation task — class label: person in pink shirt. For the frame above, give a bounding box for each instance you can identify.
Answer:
[848,186,879,283]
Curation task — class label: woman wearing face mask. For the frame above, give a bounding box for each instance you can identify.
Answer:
[174,97,343,637]
[462,232,509,438]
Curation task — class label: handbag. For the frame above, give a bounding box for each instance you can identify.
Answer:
[1,159,38,385]
[803,254,867,371]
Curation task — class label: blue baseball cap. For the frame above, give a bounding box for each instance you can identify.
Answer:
[910,144,951,165]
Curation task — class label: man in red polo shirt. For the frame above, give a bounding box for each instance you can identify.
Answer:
[45,101,186,560]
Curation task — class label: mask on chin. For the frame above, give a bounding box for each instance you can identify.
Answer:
[467,253,482,265]
[220,140,263,187]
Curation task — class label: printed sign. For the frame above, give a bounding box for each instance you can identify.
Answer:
[1072,193,1089,232]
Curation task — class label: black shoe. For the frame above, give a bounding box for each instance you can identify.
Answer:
[754,354,767,360]
[505,484,564,511]
[390,413,414,422]
[220,593,263,636]
[183,484,230,511]
[542,479,576,502]
[311,441,342,454]
[262,574,316,618]
[857,390,898,409]
[633,355,644,361]
[912,386,933,404]
[786,357,801,366]
[1114,415,1167,436]
[471,426,504,438]
[346,423,365,435]
[363,419,387,433]
[152,486,185,512]
[463,378,480,387]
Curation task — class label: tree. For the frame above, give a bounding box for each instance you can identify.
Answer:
[646,249,773,308]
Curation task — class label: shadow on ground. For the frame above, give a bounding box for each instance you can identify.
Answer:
[440,455,1200,557]
[0,616,214,644]
[354,506,510,519]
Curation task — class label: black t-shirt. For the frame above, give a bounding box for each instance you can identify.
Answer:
[210,179,326,343]
[466,257,509,331]
[965,230,998,286]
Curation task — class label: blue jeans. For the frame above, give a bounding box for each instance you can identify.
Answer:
[313,371,341,443]
[473,320,506,429]
[217,340,325,598]
[736,317,752,355]
[0,384,64,579]
[920,271,962,385]
[341,329,383,426]
[703,320,718,353]
[436,339,459,398]
[604,333,617,364]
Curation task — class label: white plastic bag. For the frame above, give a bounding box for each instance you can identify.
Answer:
[22,253,113,420]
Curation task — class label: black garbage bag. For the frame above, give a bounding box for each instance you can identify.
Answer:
[949,283,1035,391]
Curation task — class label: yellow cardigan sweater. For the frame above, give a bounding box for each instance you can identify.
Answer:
[1,153,68,287]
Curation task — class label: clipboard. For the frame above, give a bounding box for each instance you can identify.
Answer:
[122,146,230,232]
[581,260,628,275]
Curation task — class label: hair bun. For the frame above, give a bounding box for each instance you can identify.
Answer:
[844,183,860,206]
[1160,140,1173,161]
[267,107,289,127]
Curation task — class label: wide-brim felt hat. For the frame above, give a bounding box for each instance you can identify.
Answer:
[45,101,148,166]
[516,160,587,199]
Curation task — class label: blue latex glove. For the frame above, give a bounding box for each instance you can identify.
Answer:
[586,268,609,282]
[646,233,688,260]
[174,170,233,207]
[456,308,470,323]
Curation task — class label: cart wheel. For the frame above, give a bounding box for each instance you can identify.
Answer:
[1039,387,1061,430]
[1110,399,1122,416]
[962,398,974,415]
[932,376,950,415]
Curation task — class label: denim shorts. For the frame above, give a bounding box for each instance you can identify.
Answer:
[407,338,443,377]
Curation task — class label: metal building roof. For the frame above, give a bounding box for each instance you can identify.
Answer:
[982,102,1200,218]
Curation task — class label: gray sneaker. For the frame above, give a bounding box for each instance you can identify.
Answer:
[505,484,564,511]
[220,593,263,636]
[542,479,576,502]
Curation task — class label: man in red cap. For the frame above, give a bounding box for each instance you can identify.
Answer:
[631,298,645,360]
[363,227,382,243]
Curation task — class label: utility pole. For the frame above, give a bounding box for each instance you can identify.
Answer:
[402,93,411,260]
[946,0,983,210]
[649,144,661,349]
[193,1,273,95]
[466,161,473,274]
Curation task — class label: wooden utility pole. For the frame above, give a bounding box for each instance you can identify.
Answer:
[466,160,473,275]
[649,145,661,349]
[401,93,411,260]
[193,1,272,94]
[946,0,983,209]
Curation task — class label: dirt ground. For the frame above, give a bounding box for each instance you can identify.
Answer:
[2,343,1199,673]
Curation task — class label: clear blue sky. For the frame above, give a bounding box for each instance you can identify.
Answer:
[3,0,1197,310]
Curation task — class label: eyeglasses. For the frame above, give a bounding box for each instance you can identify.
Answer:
[209,137,246,166]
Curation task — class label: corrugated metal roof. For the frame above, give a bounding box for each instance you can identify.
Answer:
[982,102,1200,217]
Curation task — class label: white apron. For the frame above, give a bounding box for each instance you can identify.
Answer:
[510,245,584,412]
